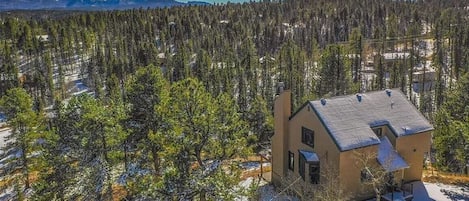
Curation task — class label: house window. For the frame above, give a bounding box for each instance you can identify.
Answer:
[299,150,320,183]
[309,163,320,184]
[302,127,314,147]
[385,172,395,186]
[373,127,382,138]
[299,154,305,180]
[288,151,294,170]
[361,168,372,182]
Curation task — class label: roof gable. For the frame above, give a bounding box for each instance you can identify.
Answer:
[306,89,433,151]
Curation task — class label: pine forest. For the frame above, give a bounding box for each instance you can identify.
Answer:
[0,0,468,200]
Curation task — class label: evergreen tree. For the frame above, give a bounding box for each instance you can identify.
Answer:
[124,65,170,198]
[433,73,469,173]
[0,88,43,193]
[149,78,252,200]
[56,94,127,200]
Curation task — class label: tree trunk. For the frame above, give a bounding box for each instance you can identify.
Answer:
[21,142,30,190]
[101,131,113,201]
[151,146,160,176]
[200,189,206,201]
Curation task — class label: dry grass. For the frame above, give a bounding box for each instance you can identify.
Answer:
[112,184,127,201]
[29,170,40,183]
[422,167,469,186]
[0,170,39,190]
[0,176,15,189]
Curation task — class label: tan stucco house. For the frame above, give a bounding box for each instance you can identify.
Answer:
[271,86,433,200]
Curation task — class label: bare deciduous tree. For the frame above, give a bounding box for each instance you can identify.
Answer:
[273,163,350,201]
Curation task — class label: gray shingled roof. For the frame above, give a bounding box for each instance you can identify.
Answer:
[309,89,433,151]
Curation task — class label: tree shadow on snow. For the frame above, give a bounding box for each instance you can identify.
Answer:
[440,188,469,201]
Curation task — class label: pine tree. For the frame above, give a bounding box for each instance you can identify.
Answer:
[124,65,170,198]
[0,88,43,193]
[433,73,469,173]
[56,94,127,200]
[149,78,252,200]
[246,95,273,144]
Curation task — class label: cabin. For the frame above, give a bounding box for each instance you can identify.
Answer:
[271,85,433,200]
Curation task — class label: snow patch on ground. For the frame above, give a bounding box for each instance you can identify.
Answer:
[367,181,468,201]
[418,182,469,201]
[240,178,468,201]
[239,161,271,171]
[258,184,299,201]
[237,177,298,201]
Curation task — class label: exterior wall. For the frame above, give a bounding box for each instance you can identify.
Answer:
[271,90,291,186]
[339,145,378,200]
[383,126,397,146]
[287,103,341,183]
[395,131,432,182]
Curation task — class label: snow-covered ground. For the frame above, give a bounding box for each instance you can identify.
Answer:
[417,182,469,201]
[238,176,469,201]
[0,129,11,155]
[238,161,468,201]
[257,184,299,201]
[237,160,298,201]
[0,129,16,201]
[240,161,271,171]
[237,177,299,201]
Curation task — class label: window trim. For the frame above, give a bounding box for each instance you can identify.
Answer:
[299,152,305,180]
[288,151,294,170]
[299,150,320,183]
[301,127,315,148]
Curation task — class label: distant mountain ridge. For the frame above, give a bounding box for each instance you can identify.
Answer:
[0,0,211,11]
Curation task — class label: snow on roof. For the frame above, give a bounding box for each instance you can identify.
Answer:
[377,136,409,172]
[157,53,166,59]
[309,89,433,151]
[74,80,89,92]
[383,52,410,60]
[299,150,319,162]
[70,79,90,96]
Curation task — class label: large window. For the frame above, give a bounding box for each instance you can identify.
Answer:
[288,151,294,170]
[309,163,320,184]
[302,127,314,147]
[299,150,320,184]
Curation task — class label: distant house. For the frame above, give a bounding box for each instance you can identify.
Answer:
[69,79,93,96]
[382,52,410,61]
[381,52,410,73]
[271,85,433,200]
[36,34,49,42]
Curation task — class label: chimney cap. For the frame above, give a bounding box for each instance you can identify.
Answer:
[320,98,327,106]
[356,93,363,102]
[276,82,285,95]
[385,89,392,97]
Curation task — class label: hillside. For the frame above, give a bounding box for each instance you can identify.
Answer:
[0,0,210,11]
[0,0,468,200]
